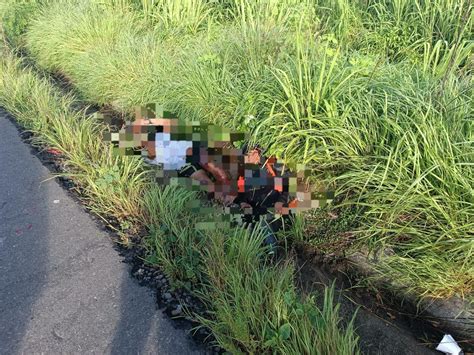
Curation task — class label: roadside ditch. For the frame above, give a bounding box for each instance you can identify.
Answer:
[2,50,472,354]
[5,102,469,354]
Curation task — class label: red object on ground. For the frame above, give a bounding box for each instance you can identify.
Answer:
[47,148,62,156]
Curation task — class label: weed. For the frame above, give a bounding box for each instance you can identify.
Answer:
[195,224,359,354]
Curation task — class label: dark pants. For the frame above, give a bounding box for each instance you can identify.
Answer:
[235,187,292,232]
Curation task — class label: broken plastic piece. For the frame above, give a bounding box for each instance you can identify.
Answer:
[436,334,462,355]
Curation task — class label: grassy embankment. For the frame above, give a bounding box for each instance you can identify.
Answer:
[0,1,360,353]
[5,0,472,301]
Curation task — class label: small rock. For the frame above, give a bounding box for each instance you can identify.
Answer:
[53,200,60,204]
[171,305,182,316]
[197,328,208,337]
[136,268,144,276]
[162,292,172,300]
[52,327,65,340]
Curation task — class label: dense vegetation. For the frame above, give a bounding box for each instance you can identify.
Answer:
[0,29,360,355]
[0,0,472,351]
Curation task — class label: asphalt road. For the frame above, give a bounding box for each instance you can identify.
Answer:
[0,109,203,354]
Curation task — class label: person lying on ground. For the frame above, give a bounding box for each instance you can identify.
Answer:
[112,116,331,218]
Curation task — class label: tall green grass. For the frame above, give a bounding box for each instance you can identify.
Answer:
[142,186,359,353]
[196,227,359,354]
[0,26,359,354]
[0,46,147,230]
[2,0,472,299]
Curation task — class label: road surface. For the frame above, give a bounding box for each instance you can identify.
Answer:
[0,108,203,354]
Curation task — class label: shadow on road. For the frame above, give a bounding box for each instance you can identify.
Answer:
[0,110,50,353]
[108,271,155,354]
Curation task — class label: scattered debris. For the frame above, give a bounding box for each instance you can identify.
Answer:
[47,148,62,156]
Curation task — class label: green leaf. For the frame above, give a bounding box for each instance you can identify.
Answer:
[278,323,291,340]
[308,308,321,328]
[283,291,294,306]
[263,325,277,341]
[295,307,304,317]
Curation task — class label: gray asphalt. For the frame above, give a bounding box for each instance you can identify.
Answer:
[0,109,203,354]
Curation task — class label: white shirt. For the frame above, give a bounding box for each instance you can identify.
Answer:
[148,132,193,170]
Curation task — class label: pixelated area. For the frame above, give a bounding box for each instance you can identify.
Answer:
[103,104,334,223]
